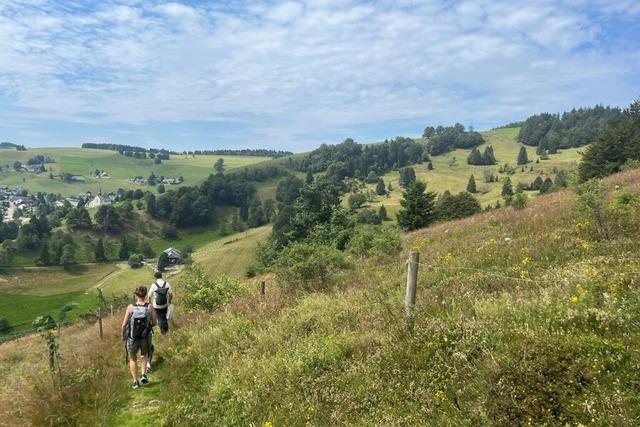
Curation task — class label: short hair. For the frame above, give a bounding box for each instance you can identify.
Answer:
[154,271,162,279]
[134,286,147,299]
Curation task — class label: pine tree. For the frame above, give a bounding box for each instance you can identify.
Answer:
[378,205,388,221]
[375,178,386,196]
[60,244,76,268]
[397,181,437,231]
[467,148,483,165]
[501,177,514,197]
[305,170,314,185]
[482,146,497,165]
[38,240,50,266]
[118,236,129,260]
[554,170,568,188]
[531,176,544,191]
[427,161,433,170]
[95,238,107,262]
[157,252,170,271]
[539,177,554,194]
[517,145,529,165]
[466,174,477,193]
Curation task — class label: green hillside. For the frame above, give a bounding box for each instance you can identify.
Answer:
[360,127,582,217]
[2,167,639,425]
[0,147,270,196]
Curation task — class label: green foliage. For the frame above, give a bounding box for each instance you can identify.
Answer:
[157,251,170,271]
[467,145,496,165]
[398,166,416,187]
[346,225,402,257]
[466,174,477,193]
[128,253,143,268]
[518,105,624,152]
[94,238,107,262]
[118,236,129,260]
[355,208,381,225]
[274,242,351,285]
[539,177,554,194]
[0,317,12,334]
[347,193,367,210]
[378,205,388,221]
[214,158,225,174]
[517,145,529,165]
[179,263,243,311]
[397,181,436,231]
[161,224,178,240]
[94,205,122,232]
[435,191,481,220]
[375,178,386,196]
[65,207,93,230]
[511,191,528,210]
[60,244,76,267]
[426,123,485,155]
[501,177,514,197]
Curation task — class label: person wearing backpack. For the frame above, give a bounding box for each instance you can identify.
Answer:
[148,271,173,335]
[121,286,157,389]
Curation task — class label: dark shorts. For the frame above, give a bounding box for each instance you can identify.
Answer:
[127,336,150,357]
[156,307,169,333]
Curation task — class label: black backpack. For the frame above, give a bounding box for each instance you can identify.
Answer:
[128,303,151,340]
[154,281,169,306]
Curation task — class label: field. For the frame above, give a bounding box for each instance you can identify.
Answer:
[3,167,640,425]
[193,225,272,279]
[0,147,270,197]
[359,127,582,217]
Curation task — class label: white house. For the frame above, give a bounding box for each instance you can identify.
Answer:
[86,194,113,208]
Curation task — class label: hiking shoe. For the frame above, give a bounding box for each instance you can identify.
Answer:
[140,374,149,384]
[132,380,140,389]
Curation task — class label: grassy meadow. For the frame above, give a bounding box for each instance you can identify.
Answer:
[2,167,640,425]
[0,147,270,196]
[360,127,582,217]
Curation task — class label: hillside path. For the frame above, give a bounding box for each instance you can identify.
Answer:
[87,262,129,291]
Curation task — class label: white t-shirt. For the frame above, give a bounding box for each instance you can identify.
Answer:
[148,279,173,309]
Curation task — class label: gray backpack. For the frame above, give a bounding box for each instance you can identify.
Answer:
[128,303,151,339]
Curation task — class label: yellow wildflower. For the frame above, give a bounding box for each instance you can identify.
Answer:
[571,295,579,303]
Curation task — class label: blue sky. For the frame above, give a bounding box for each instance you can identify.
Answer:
[0,0,638,152]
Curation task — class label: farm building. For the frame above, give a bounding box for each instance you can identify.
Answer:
[163,247,183,264]
[86,194,114,208]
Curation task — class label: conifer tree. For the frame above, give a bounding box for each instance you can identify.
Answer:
[157,252,170,271]
[554,170,568,188]
[482,146,497,165]
[378,205,388,221]
[501,177,514,197]
[305,170,314,185]
[539,177,554,194]
[531,176,544,191]
[95,238,107,262]
[427,161,433,170]
[466,174,477,193]
[38,240,50,266]
[467,147,483,165]
[397,181,437,231]
[118,236,129,260]
[517,146,529,165]
[375,178,386,196]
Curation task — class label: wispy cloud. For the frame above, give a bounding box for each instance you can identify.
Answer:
[0,0,638,150]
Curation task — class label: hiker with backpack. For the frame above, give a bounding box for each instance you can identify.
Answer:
[148,271,174,335]
[121,286,157,389]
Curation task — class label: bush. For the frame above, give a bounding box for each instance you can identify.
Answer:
[348,193,368,210]
[511,191,528,210]
[128,253,144,268]
[576,181,640,239]
[274,242,351,285]
[0,318,12,334]
[179,263,244,311]
[356,208,382,225]
[161,224,178,240]
[347,225,402,258]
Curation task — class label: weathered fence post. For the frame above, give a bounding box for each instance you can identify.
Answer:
[259,281,266,302]
[110,304,113,316]
[97,309,103,340]
[405,251,419,318]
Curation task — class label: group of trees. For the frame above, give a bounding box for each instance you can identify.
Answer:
[517,105,624,155]
[424,124,485,156]
[193,149,293,158]
[578,98,640,181]
[467,146,497,165]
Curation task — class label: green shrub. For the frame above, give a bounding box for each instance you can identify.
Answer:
[511,191,528,210]
[347,225,402,258]
[274,242,351,285]
[128,253,143,268]
[179,263,244,311]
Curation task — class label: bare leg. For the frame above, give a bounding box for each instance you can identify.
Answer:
[129,357,138,381]
[140,355,148,375]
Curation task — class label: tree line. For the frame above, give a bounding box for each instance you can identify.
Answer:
[423,123,485,156]
[517,105,624,155]
[192,149,293,158]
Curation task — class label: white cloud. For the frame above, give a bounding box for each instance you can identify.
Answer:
[0,0,637,149]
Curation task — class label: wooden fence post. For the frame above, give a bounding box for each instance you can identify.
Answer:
[97,309,103,340]
[405,251,419,317]
[259,281,266,302]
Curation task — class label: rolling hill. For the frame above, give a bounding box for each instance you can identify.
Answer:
[2,166,639,425]
[0,147,271,197]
